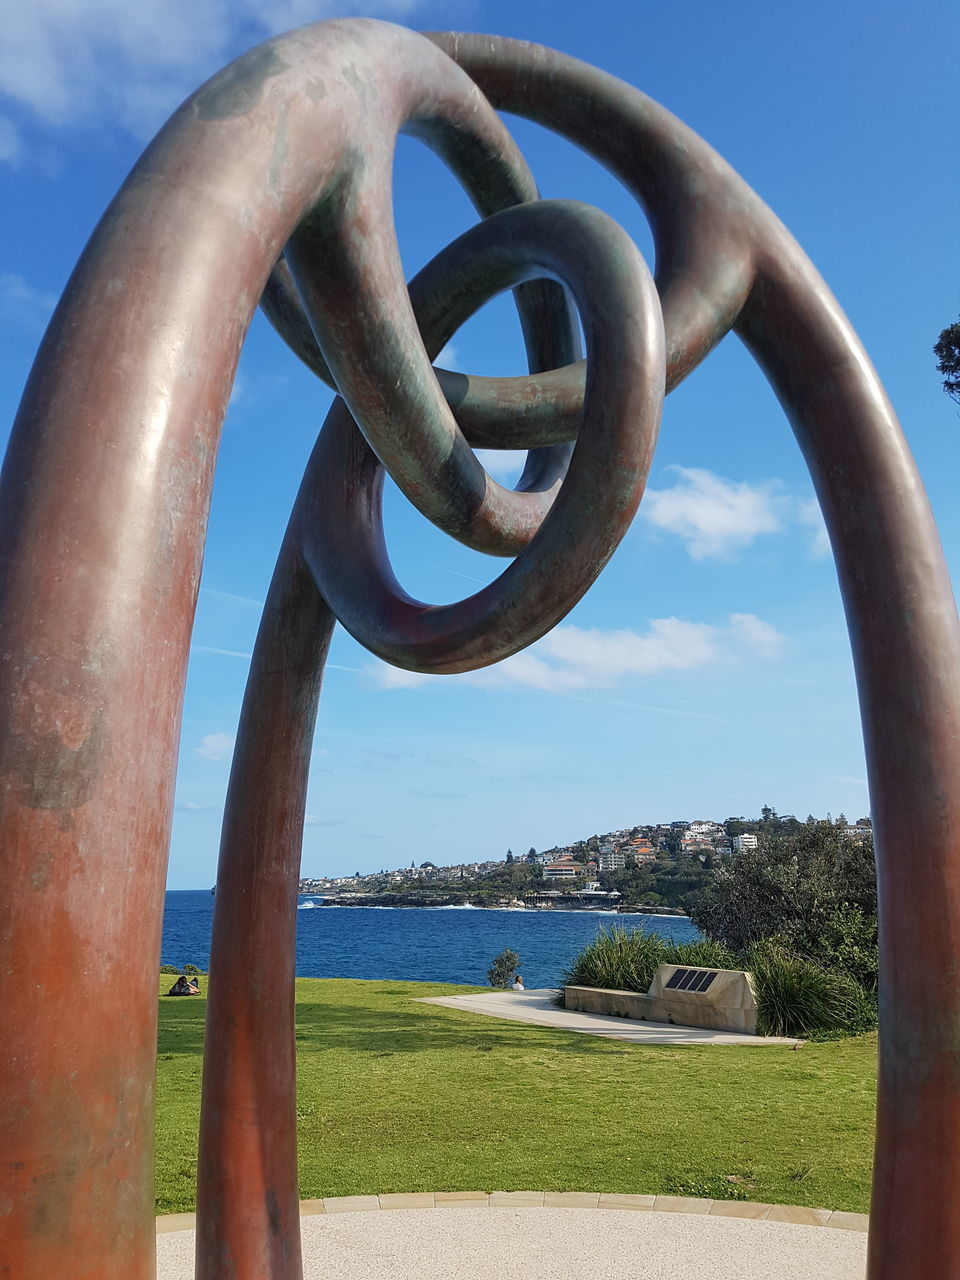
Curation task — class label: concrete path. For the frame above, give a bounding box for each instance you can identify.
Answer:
[415,989,802,1046]
[157,1200,867,1278]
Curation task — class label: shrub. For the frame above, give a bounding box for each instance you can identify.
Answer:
[661,937,738,974]
[160,964,180,974]
[747,941,877,1039]
[561,925,737,995]
[561,926,876,1039]
[487,948,521,988]
[183,964,201,975]
[803,904,878,993]
[562,925,664,993]
[686,823,876,954]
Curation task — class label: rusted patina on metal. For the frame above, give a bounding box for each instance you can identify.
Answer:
[0,17,957,1280]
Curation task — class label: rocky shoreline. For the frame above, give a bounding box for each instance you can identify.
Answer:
[310,892,687,916]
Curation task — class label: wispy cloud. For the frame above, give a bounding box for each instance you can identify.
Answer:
[192,645,253,659]
[436,340,460,371]
[195,731,234,761]
[392,549,488,586]
[367,613,785,695]
[0,272,58,329]
[641,466,784,559]
[0,117,21,165]
[199,587,264,607]
[0,0,433,161]
[797,497,831,559]
[227,372,247,410]
[376,664,436,691]
[176,800,221,814]
[641,465,832,561]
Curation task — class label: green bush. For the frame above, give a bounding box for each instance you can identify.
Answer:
[561,925,663,993]
[686,823,876,956]
[561,925,876,1039]
[746,942,877,1039]
[803,904,878,993]
[561,925,736,995]
[160,964,181,974]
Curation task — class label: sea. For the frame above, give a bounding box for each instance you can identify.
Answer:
[161,890,700,990]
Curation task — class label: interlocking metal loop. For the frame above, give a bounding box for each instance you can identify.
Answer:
[220,31,960,1280]
[2,18,959,1280]
[296,198,664,672]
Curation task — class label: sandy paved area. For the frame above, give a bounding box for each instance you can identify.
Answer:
[158,1207,866,1279]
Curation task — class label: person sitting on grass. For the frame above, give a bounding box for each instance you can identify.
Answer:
[167,973,200,996]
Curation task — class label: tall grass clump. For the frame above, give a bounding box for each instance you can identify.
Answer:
[661,937,738,973]
[560,926,876,1038]
[747,942,877,1039]
[561,926,737,997]
[561,925,666,994]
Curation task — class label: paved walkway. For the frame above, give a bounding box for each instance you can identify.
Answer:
[157,1195,867,1278]
[415,989,802,1046]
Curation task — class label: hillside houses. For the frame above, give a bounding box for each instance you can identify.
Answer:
[299,811,872,896]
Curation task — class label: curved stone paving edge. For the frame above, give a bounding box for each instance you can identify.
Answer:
[156,1192,868,1234]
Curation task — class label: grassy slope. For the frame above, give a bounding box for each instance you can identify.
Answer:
[155,977,876,1215]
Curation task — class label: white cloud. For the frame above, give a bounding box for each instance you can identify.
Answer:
[375,664,432,690]
[366,613,785,695]
[192,645,253,659]
[0,272,58,329]
[228,373,247,410]
[199,587,264,608]
[0,117,21,164]
[195,731,235,761]
[797,497,831,559]
[641,466,784,559]
[436,341,459,371]
[0,0,432,153]
[727,612,786,660]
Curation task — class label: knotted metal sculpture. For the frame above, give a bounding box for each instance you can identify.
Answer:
[0,18,958,1280]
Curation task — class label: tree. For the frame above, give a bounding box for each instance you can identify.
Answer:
[419,861,435,869]
[528,846,537,858]
[506,850,514,864]
[687,823,878,985]
[935,318,960,404]
[487,948,521,988]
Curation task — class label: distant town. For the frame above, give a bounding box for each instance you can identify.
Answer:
[299,809,873,913]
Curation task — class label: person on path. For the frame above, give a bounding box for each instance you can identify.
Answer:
[513,974,524,991]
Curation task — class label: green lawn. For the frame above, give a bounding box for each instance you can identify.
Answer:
[155,977,876,1215]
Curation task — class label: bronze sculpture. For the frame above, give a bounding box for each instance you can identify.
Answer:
[0,18,957,1280]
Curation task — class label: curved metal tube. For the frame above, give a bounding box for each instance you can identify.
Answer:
[0,18,957,1280]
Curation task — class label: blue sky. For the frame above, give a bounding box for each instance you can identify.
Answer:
[1,1,958,888]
